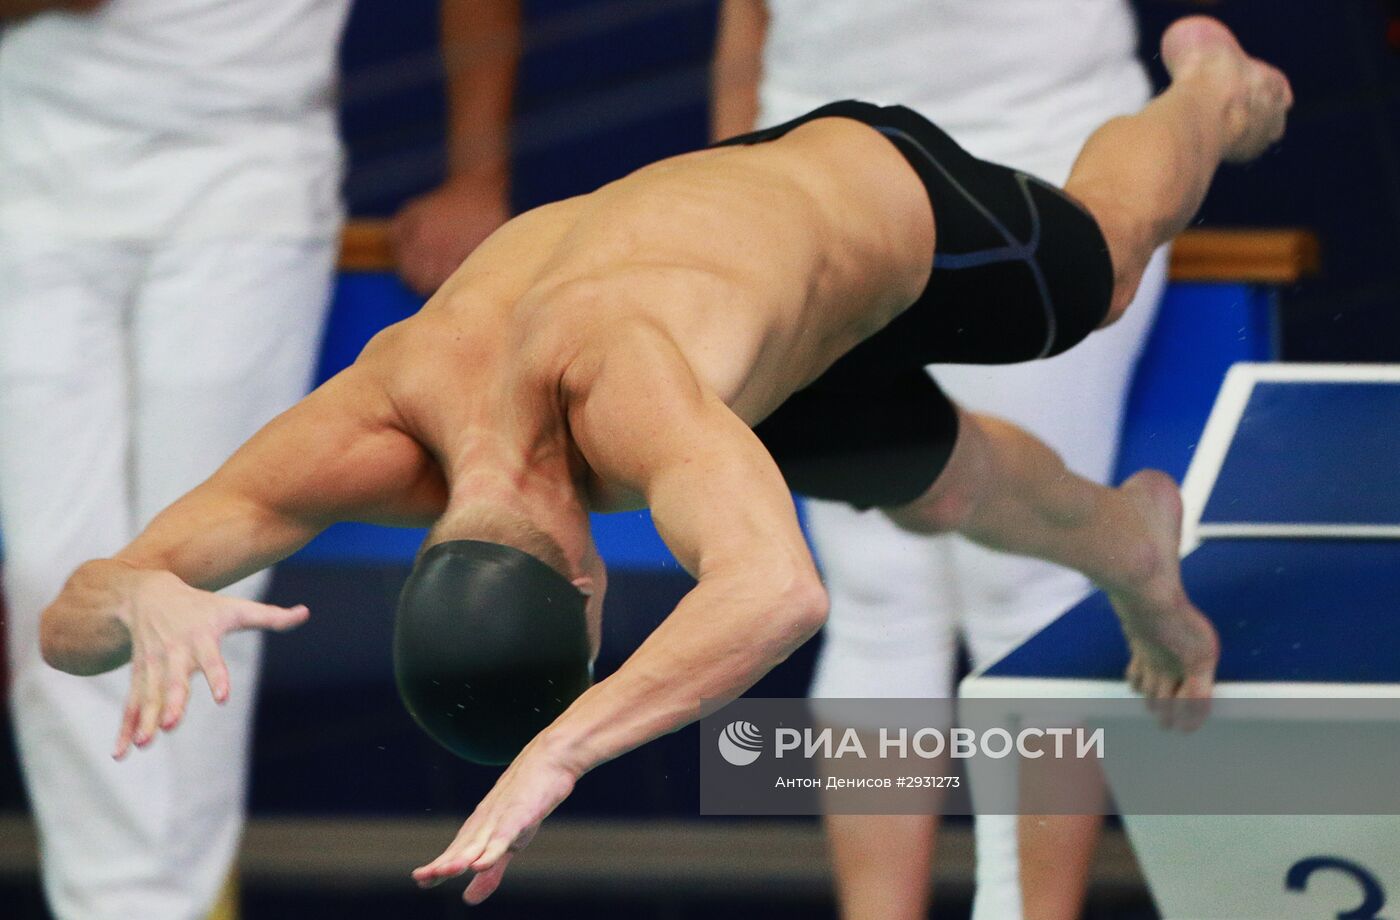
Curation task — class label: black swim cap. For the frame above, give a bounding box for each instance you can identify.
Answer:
[393,540,591,765]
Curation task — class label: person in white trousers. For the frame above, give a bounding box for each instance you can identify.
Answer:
[0,2,524,917]
[0,2,346,918]
[713,2,1169,918]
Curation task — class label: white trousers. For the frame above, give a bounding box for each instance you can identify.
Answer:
[807,248,1170,920]
[0,233,334,920]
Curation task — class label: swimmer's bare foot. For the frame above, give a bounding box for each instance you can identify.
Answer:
[1162,16,1292,163]
[1105,471,1220,724]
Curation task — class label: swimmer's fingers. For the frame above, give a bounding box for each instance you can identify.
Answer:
[134,653,166,750]
[414,816,487,888]
[196,640,231,704]
[113,670,144,760]
[471,816,536,871]
[422,818,534,903]
[463,852,515,906]
[415,752,569,894]
[413,850,475,889]
[227,600,309,634]
[158,649,194,731]
[414,806,525,889]
[157,642,235,734]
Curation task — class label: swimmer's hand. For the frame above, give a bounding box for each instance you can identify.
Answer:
[106,569,309,759]
[412,735,580,904]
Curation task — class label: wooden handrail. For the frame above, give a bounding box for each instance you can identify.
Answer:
[1167,228,1319,284]
[340,219,1319,285]
[339,219,398,273]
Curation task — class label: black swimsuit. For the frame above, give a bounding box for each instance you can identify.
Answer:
[718,101,1115,508]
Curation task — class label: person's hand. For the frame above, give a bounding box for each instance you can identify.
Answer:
[113,570,309,759]
[412,736,581,904]
[390,176,511,296]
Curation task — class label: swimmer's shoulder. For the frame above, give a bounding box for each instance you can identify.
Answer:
[321,320,432,437]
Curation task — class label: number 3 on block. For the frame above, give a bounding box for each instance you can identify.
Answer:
[1287,857,1387,920]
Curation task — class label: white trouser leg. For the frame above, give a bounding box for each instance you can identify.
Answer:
[807,501,960,700]
[0,236,165,919]
[121,237,335,919]
[1,233,334,920]
[805,501,958,920]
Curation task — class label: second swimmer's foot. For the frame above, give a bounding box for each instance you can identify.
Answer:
[1162,15,1293,162]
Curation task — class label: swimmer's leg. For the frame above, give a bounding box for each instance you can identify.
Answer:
[1065,17,1291,321]
[885,409,1218,712]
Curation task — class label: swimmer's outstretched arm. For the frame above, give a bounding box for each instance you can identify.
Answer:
[40,352,446,756]
[414,327,828,903]
[556,330,829,765]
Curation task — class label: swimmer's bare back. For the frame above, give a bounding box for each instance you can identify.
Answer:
[403,115,934,424]
[281,114,936,526]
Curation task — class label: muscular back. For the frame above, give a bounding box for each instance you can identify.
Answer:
[375,116,932,486]
[455,122,923,389]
